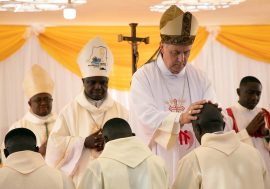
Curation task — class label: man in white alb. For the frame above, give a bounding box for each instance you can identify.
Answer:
[45,36,128,186]
[0,128,75,189]
[129,5,216,182]
[1,64,56,163]
[226,76,270,174]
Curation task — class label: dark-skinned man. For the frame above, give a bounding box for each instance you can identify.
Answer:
[45,36,128,186]
[1,64,56,163]
[0,128,75,189]
[173,103,270,189]
[226,76,270,174]
[78,118,169,189]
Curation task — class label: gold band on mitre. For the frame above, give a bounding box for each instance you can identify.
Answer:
[160,5,198,45]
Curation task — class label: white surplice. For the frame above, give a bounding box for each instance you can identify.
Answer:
[226,103,270,174]
[0,151,75,189]
[129,54,216,182]
[172,131,270,189]
[9,111,56,146]
[45,91,128,186]
[78,136,169,189]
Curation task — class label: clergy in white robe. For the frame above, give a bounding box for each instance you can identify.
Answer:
[1,64,56,162]
[173,103,270,189]
[45,36,128,186]
[0,128,75,189]
[172,131,270,189]
[8,111,56,154]
[226,76,270,174]
[129,5,216,182]
[78,118,169,189]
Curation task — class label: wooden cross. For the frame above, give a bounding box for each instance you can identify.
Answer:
[118,23,149,74]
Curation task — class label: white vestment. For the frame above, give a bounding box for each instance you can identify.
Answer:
[1,111,56,162]
[78,136,169,189]
[0,151,75,189]
[45,91,128,186]
[172,131,270,189]
[226,103,270,174]
[129,54,216,182]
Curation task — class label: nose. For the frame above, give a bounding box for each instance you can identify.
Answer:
[94,82,102,89]
[177,53,185,62]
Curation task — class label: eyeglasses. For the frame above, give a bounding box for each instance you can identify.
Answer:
[31,97,53,104]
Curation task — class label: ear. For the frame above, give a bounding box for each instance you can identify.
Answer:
[222,121,225,130]
[236,88,240,96]
[196,125,202,136]
[4,149,9,158]
[103,136,109,143]
[160,42,164,54]
[35,146,39,152]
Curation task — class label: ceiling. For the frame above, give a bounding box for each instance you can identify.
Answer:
[0,0,270,26]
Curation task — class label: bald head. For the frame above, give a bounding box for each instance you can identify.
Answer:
[192,103,225,143]
[102,118,133,142]
[4,128,38,158]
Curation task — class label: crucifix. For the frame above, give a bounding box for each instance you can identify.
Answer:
[118,23,149,74]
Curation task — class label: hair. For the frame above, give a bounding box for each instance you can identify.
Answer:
[192,103,224,134]
[239,76,261,87]
[102,118,133,141]
[4,128,37,154]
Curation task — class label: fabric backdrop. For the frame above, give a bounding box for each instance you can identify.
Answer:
[1,25,270,144]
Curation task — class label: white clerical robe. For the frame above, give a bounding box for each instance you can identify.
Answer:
[172,131,270,189]
[129,54,216,182]
[45,91,128,186]
[1,111,56,162]
[0,151,75,189]
[226,103,270,174]
[78,136,169,189]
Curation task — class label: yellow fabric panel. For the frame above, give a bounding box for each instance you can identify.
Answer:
[38,26,207,90]
[216,25,270,63]
[0,25,27,61]
[38,26,160,90]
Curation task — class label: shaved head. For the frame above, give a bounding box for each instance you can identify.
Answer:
[102,118,133,142]
[4,128,38,158]
[192,103,225,143]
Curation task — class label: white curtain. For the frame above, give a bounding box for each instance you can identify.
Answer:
[0,35,129,143]
[192,34,270,109]
[1,32,270,143]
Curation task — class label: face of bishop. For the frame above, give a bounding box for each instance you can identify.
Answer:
[28,93,53,117]
[160,43,192,74]
[82,76,109,101]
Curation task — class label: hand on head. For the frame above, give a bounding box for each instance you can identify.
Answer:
[179,100,207,126]
[84,129,104,152]
[191,102,224,143]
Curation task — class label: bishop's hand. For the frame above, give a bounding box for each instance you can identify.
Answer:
[84,129,104,151]
[39,142,47,156]
[179,100,207,126]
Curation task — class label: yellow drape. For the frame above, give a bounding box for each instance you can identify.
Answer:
[216,25,270,64]
[38,26,207,90]
[2,25,270,90]
[0,25,207,90]
[0,25,27,61]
